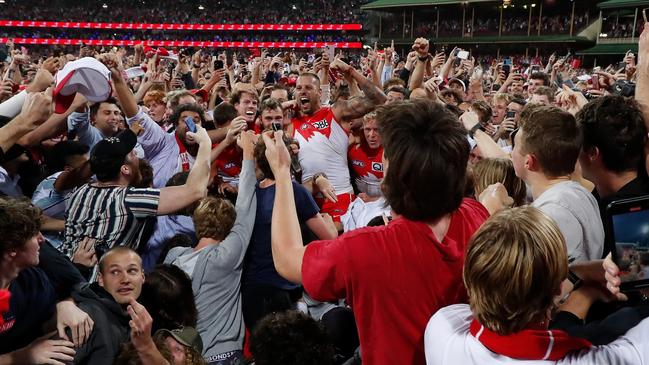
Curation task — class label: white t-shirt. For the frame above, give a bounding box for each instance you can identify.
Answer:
[532,181,604,262]
[425,304,649,365]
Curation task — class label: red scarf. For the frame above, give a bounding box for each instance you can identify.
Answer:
[470,319,592,361]
[175,134,191,172]
[0,290,10,325]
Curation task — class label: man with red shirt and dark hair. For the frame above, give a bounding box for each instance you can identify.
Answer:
[348,112,383,201]
[262,99,512,365]
[291,59,387,227]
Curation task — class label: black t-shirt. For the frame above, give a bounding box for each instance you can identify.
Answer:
[0,267,57,354]
[596,176,649,257]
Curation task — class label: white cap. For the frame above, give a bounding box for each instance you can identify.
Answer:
[53,57,111,114]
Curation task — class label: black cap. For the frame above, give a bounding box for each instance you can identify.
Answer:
[90,129,137,163]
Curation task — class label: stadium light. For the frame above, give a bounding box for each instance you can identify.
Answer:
[102,3,107,8]
[198,4,204,10]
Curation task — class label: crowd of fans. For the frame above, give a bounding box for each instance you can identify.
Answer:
[602,18,645,39]
[0,29,363,43]
[391,14,595,39]
[1,11,649,365]
[0,0,367,24]
[0,0,367,48]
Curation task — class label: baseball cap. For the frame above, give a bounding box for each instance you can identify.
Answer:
[53,57,112,114]
[448,78,466,92]
[191,89,209,102]
[155,326,203,354]
[90,129,137,167]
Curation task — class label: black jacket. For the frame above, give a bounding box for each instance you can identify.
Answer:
[71,283,130,365]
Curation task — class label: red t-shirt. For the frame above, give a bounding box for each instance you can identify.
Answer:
[301,198,489,365]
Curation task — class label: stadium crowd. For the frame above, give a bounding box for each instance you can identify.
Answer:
[396,14,594,38]
[0,29,363,44]
[2,12,649,365]
[0,0,366,24]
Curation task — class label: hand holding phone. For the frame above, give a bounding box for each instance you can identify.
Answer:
[271,121,283,132]
[185,116,197,133]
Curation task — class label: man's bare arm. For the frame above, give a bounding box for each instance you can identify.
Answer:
[331,60,386,121]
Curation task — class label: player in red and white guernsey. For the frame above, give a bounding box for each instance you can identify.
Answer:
[348,112,384,201]
[291,58,387,226]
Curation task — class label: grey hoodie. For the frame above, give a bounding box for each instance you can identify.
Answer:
[165,159,256,359]
[71,283,130,365]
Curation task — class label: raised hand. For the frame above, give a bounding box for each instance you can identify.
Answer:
[21,88,52,122]
[261,130,291,177]
[127,298,154,351]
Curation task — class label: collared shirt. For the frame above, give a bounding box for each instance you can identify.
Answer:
[68,109,144,158]
[59,184,160,261]
[127,107,193,187]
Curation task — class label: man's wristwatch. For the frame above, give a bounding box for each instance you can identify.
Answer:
[313,172,328,183]
[469,123,486,138]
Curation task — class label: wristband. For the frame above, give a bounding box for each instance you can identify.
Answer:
[313,172,328,183]
[193,64,201,69]
[418,55,430,62]
[469,123,485,138]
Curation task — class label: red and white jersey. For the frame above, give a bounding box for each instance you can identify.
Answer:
[292,107,353,194]
[348,143,384,197]
[211,144,242,186]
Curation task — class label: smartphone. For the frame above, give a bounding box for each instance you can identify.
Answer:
[185,116,197,133]
[591,75,600,90]
[457,50,469,60]
[606,196,649,292]
[167,62,175,77]
[324,45,335,60]
[502,64,511,77]
[214,59,224,70]
[506,110,516,119]
[271,121,283,132]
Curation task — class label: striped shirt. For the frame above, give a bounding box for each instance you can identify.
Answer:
[59,184,161,260]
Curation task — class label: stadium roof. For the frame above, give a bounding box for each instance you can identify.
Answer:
[361,0,498,10]
[598,0,649,9]
[577,43,638,55]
